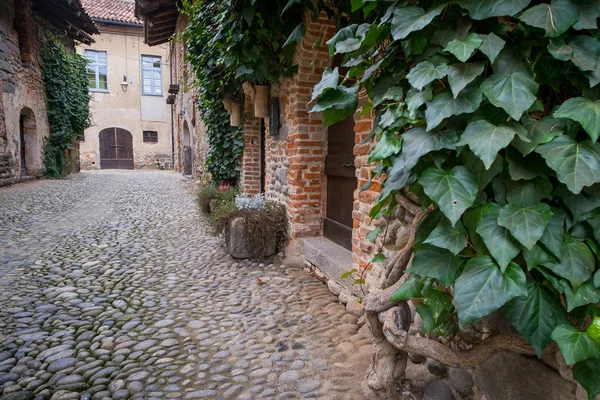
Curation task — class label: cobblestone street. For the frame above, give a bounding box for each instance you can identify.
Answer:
[0,171,370,400]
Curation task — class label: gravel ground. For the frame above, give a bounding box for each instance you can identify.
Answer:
[0,171,371,400]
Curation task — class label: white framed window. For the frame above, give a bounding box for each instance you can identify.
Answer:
[141,55,162,95]
[84,50,108,91]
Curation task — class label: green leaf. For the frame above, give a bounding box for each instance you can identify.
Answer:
[557,186,600,223]
[423,288,454,322]
[481,72,539,120]
[504,283,568,357]
[418,166,479,225]
[366,226,383,243]
[456,120,517,169]
[563,282,600,312]
[554,97,600,142]
[391,5,446,40]
[408,244,463,286]
[540,211,566,258]
[519,0,579,38]
[390,275,422,302]
[424,217,468,255]
[463,151,503,192]
[311,86,358,128]
[551,325,600,365]
[372,253,386,263]
[443,33,483,62]
[405,87,433,119]
[457,0,531,19]
[512,116,564,155]
[476,203,521,271]
[390,128,457,174]
[311,68,339,101]
[369,131,402,163]
[524,244,556,269]
[283,23,306,48]
[407,61,448,91]
[573,359,600,400]
[478,33,506,63]
[573,0,600,30]
[281,0,301,15]
[506,147,544,180]
[425,88,482,131]
[447,63,485,98]
[497,203,553,250]
[416,303,437,333]
[341,268,357,279]
[351,0,364,12]
[544,240,595,287]
[454,257,527,327]
[505,176,553,207]
[536,136,600,194]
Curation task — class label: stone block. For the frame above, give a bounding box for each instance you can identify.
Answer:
[474,352,578,400]
[225,217,276,259]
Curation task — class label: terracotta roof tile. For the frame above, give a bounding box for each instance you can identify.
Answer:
[82,0,142,25]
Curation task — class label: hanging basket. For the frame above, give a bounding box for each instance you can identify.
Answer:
[254,84,270,118]
[230,102,241,127]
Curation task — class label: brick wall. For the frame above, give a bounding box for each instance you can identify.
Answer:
[239,83,262,194]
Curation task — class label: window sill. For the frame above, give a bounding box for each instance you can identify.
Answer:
[142,93,164,97]
[89,89,110,93]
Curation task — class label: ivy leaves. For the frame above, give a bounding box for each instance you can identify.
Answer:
[310,2,600,396]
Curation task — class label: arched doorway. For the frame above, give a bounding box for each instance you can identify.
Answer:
[19,108,39,176]
[182,121,192,176]
[99,128,134,169]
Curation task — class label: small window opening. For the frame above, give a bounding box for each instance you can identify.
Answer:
[13,0,33,65]
[143,131,158,143]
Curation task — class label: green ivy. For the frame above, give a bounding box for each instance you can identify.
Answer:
[182,0,308,184]
[41,37,91,178]
[310,1,600,397]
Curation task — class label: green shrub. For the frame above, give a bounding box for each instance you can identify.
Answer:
[197,183,219,214]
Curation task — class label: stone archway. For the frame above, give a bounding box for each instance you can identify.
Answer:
[182,120,192,176]
[19,107,39,176]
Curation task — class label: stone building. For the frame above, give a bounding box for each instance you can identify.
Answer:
[78,0,173,170]
[134,0,208,178]
[0,0,97,186]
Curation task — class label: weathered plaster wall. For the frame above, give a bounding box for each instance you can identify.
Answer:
[77,23,172,170]
[0,0,61,185]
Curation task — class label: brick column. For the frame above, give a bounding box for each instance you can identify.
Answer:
[239,84,261,194]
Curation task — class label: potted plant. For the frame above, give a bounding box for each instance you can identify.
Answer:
[254,84,270,118]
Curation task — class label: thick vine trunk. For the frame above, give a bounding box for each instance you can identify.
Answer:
[363,303,411,399]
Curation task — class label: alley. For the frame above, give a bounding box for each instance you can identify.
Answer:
[0,171,369,400]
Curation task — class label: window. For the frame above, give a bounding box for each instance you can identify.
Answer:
[141,55,162,95]
[143,131,158,143]
[84,50,108,91]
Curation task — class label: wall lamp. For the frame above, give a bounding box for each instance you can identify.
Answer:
[121,75,129,92]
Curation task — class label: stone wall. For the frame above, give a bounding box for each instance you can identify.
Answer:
[171,15,209,179]
[0,0,64,185]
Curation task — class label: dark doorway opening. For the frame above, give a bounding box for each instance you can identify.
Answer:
[19,115,26,176]
[324,117,356,250]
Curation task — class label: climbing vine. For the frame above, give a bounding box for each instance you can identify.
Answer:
[41,37,91,178]
[310,0,600,397]
[181,0,305,184]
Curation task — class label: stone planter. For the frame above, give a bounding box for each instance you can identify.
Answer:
[225,216,277,259]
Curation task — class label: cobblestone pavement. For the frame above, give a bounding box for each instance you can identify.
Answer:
[0,171,371,400]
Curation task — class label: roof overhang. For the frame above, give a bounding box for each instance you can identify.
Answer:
[134,0,178,46]
[33,0,99,45]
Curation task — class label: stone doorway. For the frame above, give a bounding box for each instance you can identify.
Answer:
[182,121,192,176]
[19,108,38,176]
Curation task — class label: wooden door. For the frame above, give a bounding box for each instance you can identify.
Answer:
[99,128,134,169]
[19,115,26,176]
[324,117,356,250]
